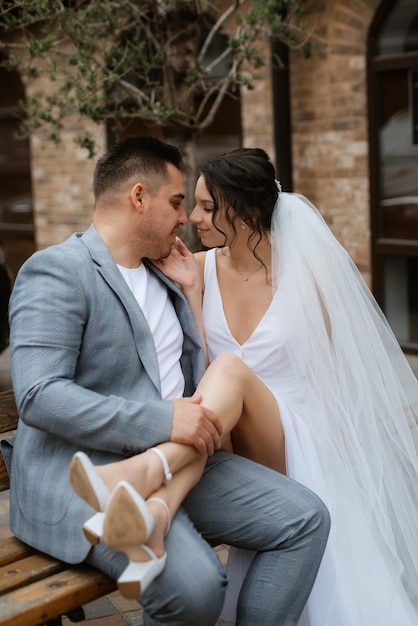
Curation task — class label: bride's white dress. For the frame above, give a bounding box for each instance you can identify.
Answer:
[202,245,418,626]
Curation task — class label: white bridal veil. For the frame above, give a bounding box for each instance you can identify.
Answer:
[271,190,418,615]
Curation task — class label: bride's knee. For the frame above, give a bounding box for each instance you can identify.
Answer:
[210,352,247,378]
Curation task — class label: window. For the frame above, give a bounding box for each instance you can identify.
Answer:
[369,0,418,352]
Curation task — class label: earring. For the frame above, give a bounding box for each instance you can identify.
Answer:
[241,222,246,230]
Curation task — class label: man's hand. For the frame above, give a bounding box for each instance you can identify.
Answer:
[171,394,223,455]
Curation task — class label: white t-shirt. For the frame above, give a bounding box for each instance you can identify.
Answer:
[117,263,185,400]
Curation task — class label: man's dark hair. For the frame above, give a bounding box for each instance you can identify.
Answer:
[93,135,184,200]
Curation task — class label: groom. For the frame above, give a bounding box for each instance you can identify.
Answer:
[4,135,329,625]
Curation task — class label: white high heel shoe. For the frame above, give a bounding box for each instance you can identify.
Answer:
[69,448,173,547]
[103,481,171,599]
[69,451,110,545]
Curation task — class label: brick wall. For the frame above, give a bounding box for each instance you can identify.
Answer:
[240,44,276,163]
[23,74,106,250]
[288,0,381,282]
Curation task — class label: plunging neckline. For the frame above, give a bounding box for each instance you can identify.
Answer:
[212,249,277,347]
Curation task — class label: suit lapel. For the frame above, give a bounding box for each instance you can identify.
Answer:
[80,226,161,393]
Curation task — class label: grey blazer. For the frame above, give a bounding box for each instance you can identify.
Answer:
[3,225,205,563]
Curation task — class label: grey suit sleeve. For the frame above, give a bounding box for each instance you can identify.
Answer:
[9,244,173,454]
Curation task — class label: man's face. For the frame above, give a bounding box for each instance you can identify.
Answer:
[141,163,187,260]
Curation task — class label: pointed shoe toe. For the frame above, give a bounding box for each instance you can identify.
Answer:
[69,451,110,511]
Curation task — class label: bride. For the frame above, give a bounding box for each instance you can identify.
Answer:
[155,147,418,625]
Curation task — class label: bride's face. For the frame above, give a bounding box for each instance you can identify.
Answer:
[190,175,232,247]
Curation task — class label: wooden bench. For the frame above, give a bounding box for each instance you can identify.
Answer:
[0,389,117,626]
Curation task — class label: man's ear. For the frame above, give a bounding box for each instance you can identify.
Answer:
[131,182,144,211]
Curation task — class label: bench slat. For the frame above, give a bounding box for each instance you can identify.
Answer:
[0,565,116,626]
[0,552,65,594]
[0,537,35,566]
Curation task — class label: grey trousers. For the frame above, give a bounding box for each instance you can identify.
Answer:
[86,451,330,626]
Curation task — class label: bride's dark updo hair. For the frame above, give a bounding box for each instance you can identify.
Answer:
[200,147,279,249]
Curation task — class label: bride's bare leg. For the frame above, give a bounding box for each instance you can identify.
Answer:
[196,353,285,473]
[95,352,284,502]
[95,443,200,499]
[144,456,207,557]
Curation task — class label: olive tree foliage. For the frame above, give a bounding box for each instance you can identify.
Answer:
[0,0,312,246]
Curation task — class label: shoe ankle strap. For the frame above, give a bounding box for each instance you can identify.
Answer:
[147,497,171,536]
[149,447,172,484]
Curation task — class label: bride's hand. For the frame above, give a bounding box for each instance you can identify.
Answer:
[154,238,200,290]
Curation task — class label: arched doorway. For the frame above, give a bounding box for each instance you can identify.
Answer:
[368,0,418,353]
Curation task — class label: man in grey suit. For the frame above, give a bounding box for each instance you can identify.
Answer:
[4,136,329,625]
